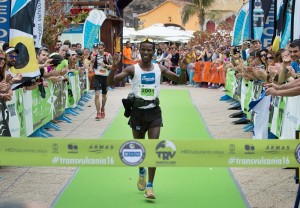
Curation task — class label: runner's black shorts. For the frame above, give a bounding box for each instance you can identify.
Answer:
[93,75,108,94]
[128,106,163,133]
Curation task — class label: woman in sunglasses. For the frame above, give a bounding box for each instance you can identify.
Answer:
[108,38,186,200]
[265,52,279,83]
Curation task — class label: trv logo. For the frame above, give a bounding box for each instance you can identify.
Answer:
[156,140,176,160]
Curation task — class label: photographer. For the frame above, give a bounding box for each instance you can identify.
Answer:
[43,52,64,84]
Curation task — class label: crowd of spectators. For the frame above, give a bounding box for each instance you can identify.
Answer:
[123,31,300,96]
[0,40,102,105]
[1,31,299,108]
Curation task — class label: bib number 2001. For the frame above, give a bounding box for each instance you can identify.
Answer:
[141,88,154,96]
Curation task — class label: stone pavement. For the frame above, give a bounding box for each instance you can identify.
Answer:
[0,85,298,208]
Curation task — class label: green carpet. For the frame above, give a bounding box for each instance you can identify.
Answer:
[54,90,247,208]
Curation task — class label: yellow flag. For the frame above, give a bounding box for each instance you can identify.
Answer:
[272,36,280,52]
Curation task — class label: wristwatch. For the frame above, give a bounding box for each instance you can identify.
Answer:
[104,64,107,68]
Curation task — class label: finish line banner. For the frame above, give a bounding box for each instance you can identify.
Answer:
[1,138,300,167]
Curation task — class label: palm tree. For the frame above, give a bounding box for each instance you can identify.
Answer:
[181,0,217,31]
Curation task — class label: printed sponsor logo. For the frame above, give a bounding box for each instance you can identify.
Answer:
[229,144,235,154]
[294,144,300,164]
[155,140,177,166]
[245,144,255,154]
[5,148,47,154]
[141,73,155,84]
[228,156,290,166]
[156,140,176,160]
[52,143,59,153]
[68,143,78,154]
[119,141,145,166]
[265,144,290,154]
[7,104,16,116]
[52,156,114,165]
[181,149,225,155]
[88,144,114,154]
[286,111,298,124]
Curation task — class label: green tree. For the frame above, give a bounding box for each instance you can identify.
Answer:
[42,0,88,48]
[181,0,216,31]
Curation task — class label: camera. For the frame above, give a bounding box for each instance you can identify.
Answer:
[49,54,63,66]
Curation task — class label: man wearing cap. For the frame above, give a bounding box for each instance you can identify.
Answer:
[5,47,18,69]
[92,42,113,120]
[252,39,262,54]
[5,47,22,86]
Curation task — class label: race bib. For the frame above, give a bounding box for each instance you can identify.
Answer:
[140,87,155,97]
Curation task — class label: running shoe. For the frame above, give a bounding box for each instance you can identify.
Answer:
[144,187,156,199]
[95,112,101,120]
[137,169,147,191]
[100,107,105,118]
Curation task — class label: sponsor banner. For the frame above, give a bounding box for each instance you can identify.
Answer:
[6,91,20,137]
[0,138,299,167]
[252,95,271,139]
[14,89,27,137]
[64,24,84,34]
[260,0,275,48]
[225,69,236,98]
[83,9,106,51]
[232,3,249,46]
[9,0,41,89]
[79,71,87,95]
[280,96,300,139]
[33,0,45,48]
[22,90,34,135]
[292,0,300,40]
[280,0,293,48]
[241,79,253,119]
[0,73,88,137]
[0,100,11,136]
[52,81,67,119]
[0,0,11,42]
[233,77,242,102]
[270,96,281,136]
[250,0,273,41]
[67,74,81,108]
[192,62,225,84]
[242,8,251,41]
[31,85,52,131]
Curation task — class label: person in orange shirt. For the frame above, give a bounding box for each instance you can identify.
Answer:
[123,41,133,83]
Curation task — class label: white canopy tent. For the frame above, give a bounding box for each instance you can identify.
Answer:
[137,23,194,39]
[163,36,191,43]
[123,27,143,40]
